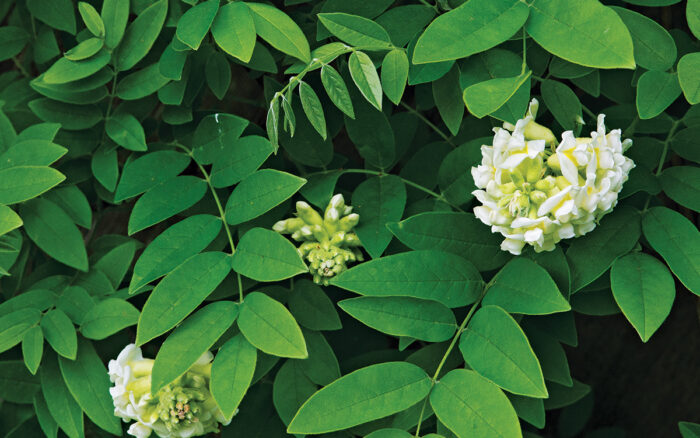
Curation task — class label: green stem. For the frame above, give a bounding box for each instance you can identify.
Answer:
[12,57,30,78]
[642,119,680,211]
[581,104,597,122]
[399,102,456,147]
[414,283,489,436]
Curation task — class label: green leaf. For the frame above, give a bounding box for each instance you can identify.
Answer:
[91,144,118,191]
[566,206,641,293]
[40,355,84,438]
[29,98,102,131]
[0,290,56,318]
[116,63,171,100]
[381,49,409,106]
[41,309,77,360]
[678,53,700,105]
[541,79,582,131]
[80,298,139,340]
[33,391,59,438]
[345,104,395,169]
[225,169,305,225]
[193,112,249,165]
[44,186,92,229]
[432,64,463,136]
[151,301,238,394]
[273,360,317,425]
[267,98,280,152]
[0,360,40,403]
[115,150,190,202]
[59,338,122,435]
[690,0,700,39]
[232,228,308,281]
[610,252,675,342]
[482,258,570,315]
[43,49,110,84]
[287,362,432,434]
[413,0,529,64]
[642,207,700,295]
[116,0,168,71]
[205,51,231,100]
[0,205,22,236]
[321,65,355,118]
[0,139,67,170]
[212,2,256,63]
[672,127,700,164]
[526,0,635,69]
[526,327,572,387]
[105,111,147,151]
[339,296,456,342]
[388,212,511,272]
[299,82,327,140]
[101,0,129,48]
[27,0,76,34]
[56,286,94,325]
[318,13,393,49]
[238,291,307,359]
[352,175,405,258]
[349,50,383,111]
[331,250,483,308]
[211,334,257,420]
[611,6,676,71]
[295,329,340,386]
[680,422,700,438]
[288,279,342,331]
[0,308,41,354]
[127,175,207,235]
[21,326,43,375]
[136,252,231,345]
[211,136,275,188]
[636,71,681,120]
[0,27,30,62]
[463,71,531,119]
[365,429,412,438]
[78,2,105,37]
[129,214,222,293]
[20,198,88,271]
[660,166,700,212]
[247,2,310,62]
[176,0,219,50]
[460,305,547,398]
[431,369,521,438]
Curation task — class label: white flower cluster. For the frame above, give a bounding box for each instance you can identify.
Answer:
[109,344,231,438]
[471,99,634,255]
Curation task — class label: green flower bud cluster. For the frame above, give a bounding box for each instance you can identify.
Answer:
[274,194,362,285]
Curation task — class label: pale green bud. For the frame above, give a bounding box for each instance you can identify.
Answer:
[525,157,544,183]
[296,201,323,226]
[524,120,557,146]
[530,190,547,204]
[535,176,556,191]
[339,213,359,231]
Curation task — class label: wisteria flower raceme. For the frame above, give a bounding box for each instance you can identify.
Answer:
[274,194,363,285]
[108,344,231,438]
[471,99,635,255]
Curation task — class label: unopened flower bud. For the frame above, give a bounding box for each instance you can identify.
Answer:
[296,201,323,225]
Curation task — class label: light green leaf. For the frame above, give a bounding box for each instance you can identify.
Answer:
[44,186,92,229]
[413,0,529,64]
[116,0,168,71]
[101,0,129,49]
[460,305,547,398]
[43,49,110,84]
[0,139,67,170]
[287,362,432,434]
[526,0,635,69]
[288,279,342,331]
[81,298,139,340]
[239,291,307,359]
[56,286,94,325]
[116,63,171,100]
[432,63,463,136]
[366,429,412,438]
[642,207,700,295]
[611,252,675,342]
[566,206,641,293]
[54,38,104,62]
[225,169,305,225]
[40,355,84,438]
[105,111,147,151]
[29,98,102,130]
[59,338,122,435]
[212,2,256,62]
[211,135,275,188]
[27,0,76,34]
[193,113,249,165]
[321,65,355,118]
[232,228,308,281]
[91,144,118,191]
[129,215,222,293]
[246,2,310,62]
[381,49,409,106]
[21,326,43,375]
[339,296,456,342]
[20,198,88,271]
[0,205,22,237]
[78,2,105,37]
[660,166,700,212]
[273,359,317,425]
[136,252,231,345]
[299,82,327,140]
[678,53,700,105]
[294,329,340,386]
[331,250,483,308]
[541,79,582,131]
[0,308,41,354]
[352,175,405,258]
[176,0,219,50]
[611,6,676,71]
[463,71,531,119]
[349,50,383,111]
[211,334,256,420]
[689,0,700,39]
[151,302,238,394]
[41,309,77,360]
[127,175,207,235]
[0,27,30,62]
[0,290,56,318]
[318,13,393,49]
[636,71,681,120]
[115,151,190,202]
[482,258,570,315]
[430,369,522,438]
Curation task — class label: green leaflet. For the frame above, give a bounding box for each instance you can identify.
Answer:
[211,334,257,420]
[0,360,41,403]
[81,298,139,340]
[176,0,219,50]
[0,27,30,62]
[413,0,529,64]
[288,279,342,331]
[659,166,700,212]
[321,65,355,118]
[611,6,677,72]
[610,253,675,342]
[299,82,327,140]
[287,362,432,434]
[43,49,110,85]
[101,0,129,48]
[238,292,307,359]
[0,308,41,354]
[463,71,531,119]
[331,250,483,308]
[232,228,308,281]
[541,79,583,131]
[318,13,393,49]
[151,302,239,394]
[678,53,700,105]
[273,359,317,425]
[210,135,275,188]
[246,2,310,63]
[21,326,43,375]
[192,113,249,164]
[115,151,190,202]
[116,0,168,71]
[432,64,463,136]
[205,51,231,100]
[40,354,84,438]
[636,71,681,120]
[27,0,76,34]
[212,2,256,62]
[352,175,405,258]
[41,309,77,360]
[0,166,65,205]
[382,49,409,106]
[348,51,383,111]
[105,111,147,151]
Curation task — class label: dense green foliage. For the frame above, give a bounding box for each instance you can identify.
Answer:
[0,0,698,437]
